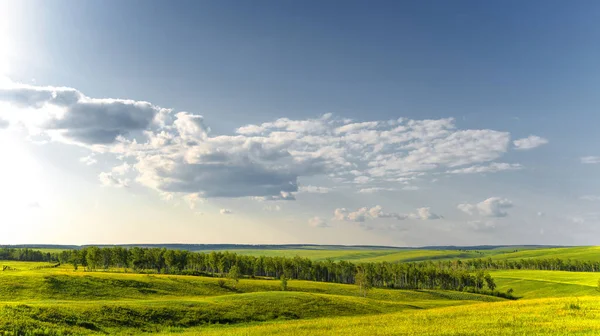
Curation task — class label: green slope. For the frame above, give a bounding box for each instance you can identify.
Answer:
[195,296,600,336]
[492,270,600,298]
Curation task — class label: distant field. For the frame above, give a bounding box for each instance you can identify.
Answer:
[204,246,581,263]
[27,245,600,264]
[199,246,600,264]
[493,270,600,298]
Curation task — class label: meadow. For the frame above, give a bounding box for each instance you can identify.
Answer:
[202,245,599,263]
[1,245,599,335]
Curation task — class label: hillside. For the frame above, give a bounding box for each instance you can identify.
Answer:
[0,261,501,335]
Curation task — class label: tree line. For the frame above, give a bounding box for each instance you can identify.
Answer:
[435,258,600,272]
[48,247,507,296]
[0,248,57,262]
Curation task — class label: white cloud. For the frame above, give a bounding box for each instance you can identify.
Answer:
[409,207,441,220]
[581,195,600,201]
[111,162,132,175]
[447,162,522,174]
[358,187,395,193]
[581,156,600,164]
[513,135,548,150]
[1,78,545,202]
[458,197,513,217]
[298,185,332,194]
[183,193,203,210]
[98,172,129,187]
[0,80,165,144]
[219,209,233,215]
[537,211,545,217]
[308,216,329,228]
[334,205,438,223]
[0,118,8,129]
[263,204,281,212]
[79,154,97,166]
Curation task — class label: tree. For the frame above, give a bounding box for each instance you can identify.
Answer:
[475,270,485,291]
[484,273,496,291]
[228,265,240,288]
[280,275,288,291]
[355,266,372,297]
[86,247,102,271]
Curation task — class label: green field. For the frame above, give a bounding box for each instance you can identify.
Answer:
[2,247,600,335]
[202,245,600,263]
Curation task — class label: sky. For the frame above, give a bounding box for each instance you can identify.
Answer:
[0,0,599,246]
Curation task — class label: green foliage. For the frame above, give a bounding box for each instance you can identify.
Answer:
[355,266,372,297]
[280,275,288,291]
[228,265,241,288]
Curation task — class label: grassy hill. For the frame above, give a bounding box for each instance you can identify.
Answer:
[492,270,600,298]
[2,246,600,335]
[0,261,502,335]
[202,246,600,263]
[195,296,600,336]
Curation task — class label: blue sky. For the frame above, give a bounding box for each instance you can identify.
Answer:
[0,0,599,246]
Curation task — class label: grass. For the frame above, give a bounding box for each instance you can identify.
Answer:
[492,270,600,298]
[0,261,504,334]
[203,246,600,263]
[3,248,600,335]
[193,296,600,336]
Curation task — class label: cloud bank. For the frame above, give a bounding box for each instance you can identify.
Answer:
[0,79,547,203]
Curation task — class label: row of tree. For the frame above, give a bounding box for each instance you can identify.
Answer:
[435,258,600,272]
[53,247,501,293]
[0,248,56,262]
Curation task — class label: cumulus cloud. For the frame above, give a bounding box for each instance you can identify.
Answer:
[458,197,513,217]
[263,204,281,212]
[183,193,203,210]
[219,209,233,215]
[358,187,395,193]
[334,205,438,223]
[513,135,548,150]
[298,185,331,194]
[0,80,165,144]
[111,162,132,175]
[409,207,442,220]
[581,156,600,164]
[447,162,522,174]
[0,118,8,129]
[1,78,543,202]
[98,172,129,187]
[79,154,97,166]
[308,216,329,228]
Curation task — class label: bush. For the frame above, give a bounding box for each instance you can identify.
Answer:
[280,275,288,291]
[217,279,226,288]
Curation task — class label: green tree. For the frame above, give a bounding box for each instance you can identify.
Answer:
[280,275,288,291]
[355,266,372,297]
[484,273,496,291]
[228,265,240,288]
